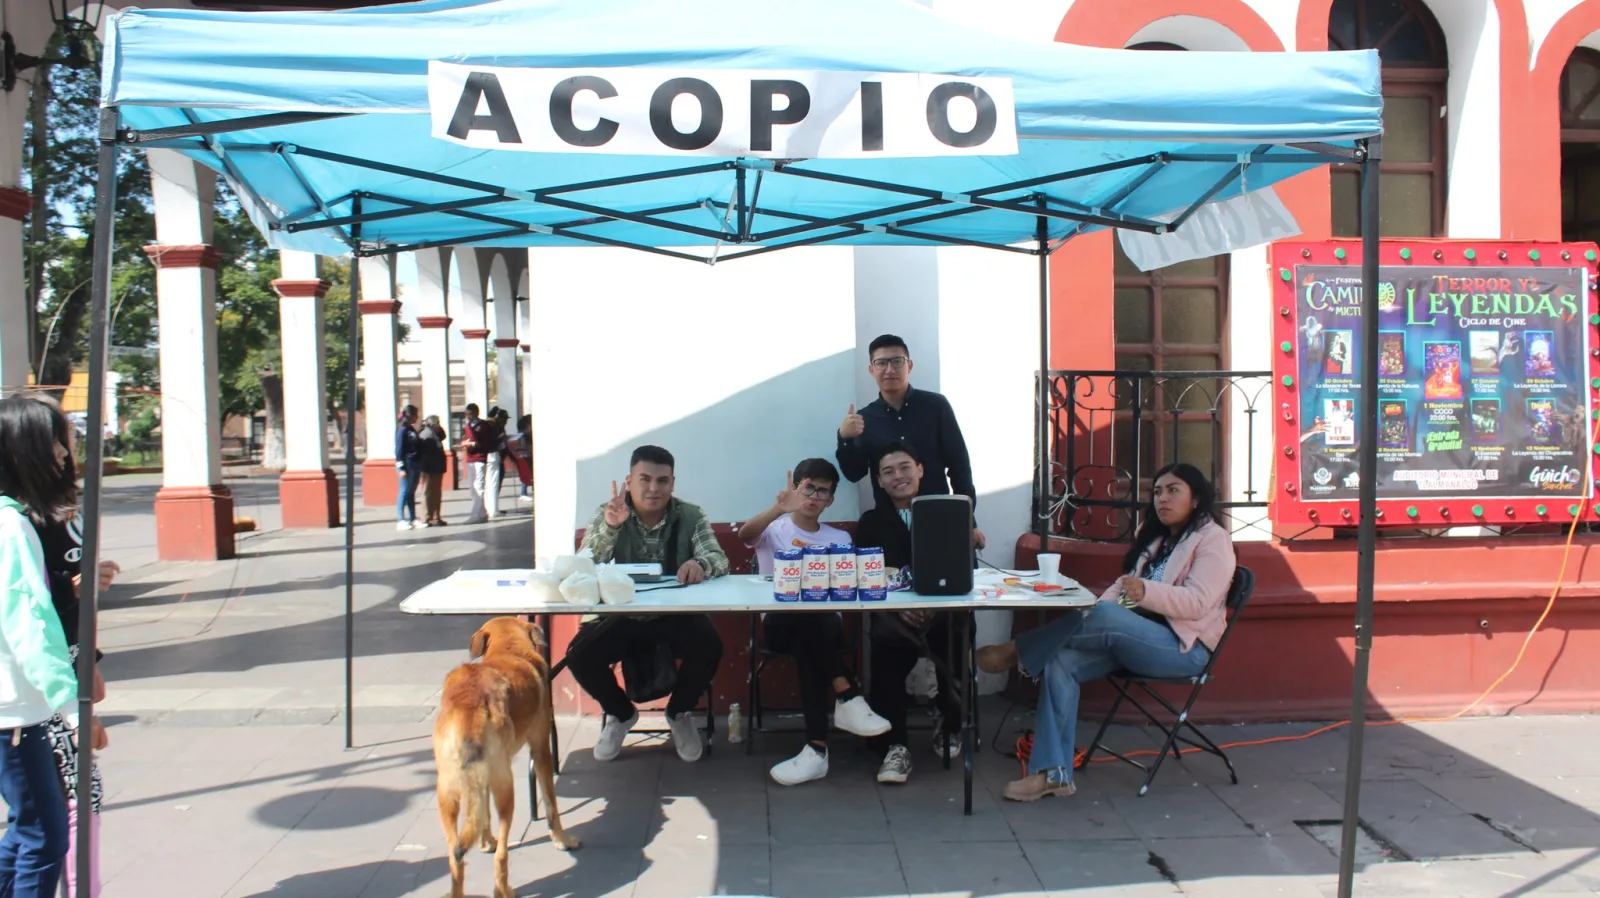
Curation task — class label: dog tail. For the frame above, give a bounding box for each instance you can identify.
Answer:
[442,734,491,860]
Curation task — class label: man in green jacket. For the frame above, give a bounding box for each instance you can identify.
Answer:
[571,445,728,763]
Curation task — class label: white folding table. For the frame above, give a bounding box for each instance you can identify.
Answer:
[401,569,1097,814]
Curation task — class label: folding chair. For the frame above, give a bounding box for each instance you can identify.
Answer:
[1081,566,1255,796]
[744,612,863,754]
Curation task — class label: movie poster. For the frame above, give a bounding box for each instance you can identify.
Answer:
[1295,265,1590,502]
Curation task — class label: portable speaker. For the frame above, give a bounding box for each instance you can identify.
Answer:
[911,494,975,595]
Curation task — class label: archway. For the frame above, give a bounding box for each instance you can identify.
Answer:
[1560,47,1600,244]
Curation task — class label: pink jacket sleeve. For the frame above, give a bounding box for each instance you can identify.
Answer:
[1135,525,1236,622]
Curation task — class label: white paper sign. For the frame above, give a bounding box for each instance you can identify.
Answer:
[427,62,1018,159]
[1116,187,1303,272]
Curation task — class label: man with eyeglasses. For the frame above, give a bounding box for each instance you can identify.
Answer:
[837,334,984,548]
[738,458,890,786]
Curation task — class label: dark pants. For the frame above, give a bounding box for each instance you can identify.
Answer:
[763,613,853,743]
[397,465,421,522]
[567,615,724,720]
[0,724,69,897]
[868,612,960,751]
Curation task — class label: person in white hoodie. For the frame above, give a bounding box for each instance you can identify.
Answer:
[0,395,82,896]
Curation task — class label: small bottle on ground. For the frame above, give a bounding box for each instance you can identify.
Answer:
[727,702,745,744]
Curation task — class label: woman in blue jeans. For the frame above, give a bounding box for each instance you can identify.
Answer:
[0,396,83,895]
[394,405,421,531]
[978,463,1236,802]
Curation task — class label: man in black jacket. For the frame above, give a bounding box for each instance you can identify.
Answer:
[856,440,961,785]
[837,334,984,549]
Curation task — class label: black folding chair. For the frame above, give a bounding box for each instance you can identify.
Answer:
[1081,566,1255,796]
[744,612,865,754]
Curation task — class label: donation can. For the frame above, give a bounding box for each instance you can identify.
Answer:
[773,549,802,602]
[856,546,887,600]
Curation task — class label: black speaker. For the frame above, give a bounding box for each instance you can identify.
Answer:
[911,495,974,595]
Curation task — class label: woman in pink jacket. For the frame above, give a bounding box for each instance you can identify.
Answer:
[977,462,1236,802]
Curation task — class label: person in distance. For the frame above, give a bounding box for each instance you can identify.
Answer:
[570,445,728,764]
[978,462,1236,802]
[739,458,889,786]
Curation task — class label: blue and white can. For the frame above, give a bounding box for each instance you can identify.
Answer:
[801,545,832,602]
[829,542,857,601]
[856,546,887,600]
[773,549,802,602]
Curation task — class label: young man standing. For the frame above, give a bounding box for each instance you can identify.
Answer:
[461,404,489,524]
[857,440,963,784]
[836,334,984,549]
[571,445,729,763]
[738,458,889,785]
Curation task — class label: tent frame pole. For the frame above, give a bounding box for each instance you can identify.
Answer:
[344,202,363,750]
[1336,135,1383,898]
[74,104,121,898]
[1035,208,1051,540]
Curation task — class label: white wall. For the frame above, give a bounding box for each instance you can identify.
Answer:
[530,248,859,559]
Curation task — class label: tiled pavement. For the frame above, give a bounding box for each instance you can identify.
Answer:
[47,473,1600,895]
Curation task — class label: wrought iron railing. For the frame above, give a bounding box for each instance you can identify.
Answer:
[1036,369,1273,542]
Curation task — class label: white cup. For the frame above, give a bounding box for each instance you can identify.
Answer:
[1036,553,1062,586]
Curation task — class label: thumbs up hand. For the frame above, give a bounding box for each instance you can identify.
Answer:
[839,404,866,440]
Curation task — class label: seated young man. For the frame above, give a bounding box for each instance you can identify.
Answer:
[738,458,890,786]
[856,440,963,785]
[571,445,729,763]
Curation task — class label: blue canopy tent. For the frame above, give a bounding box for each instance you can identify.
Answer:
[73,0,1384,893]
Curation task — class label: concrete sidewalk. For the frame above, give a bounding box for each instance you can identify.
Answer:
[65,473,1600,895]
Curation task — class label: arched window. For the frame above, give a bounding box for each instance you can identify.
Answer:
[1560,49,1600,244]
[1328,0,1448,237]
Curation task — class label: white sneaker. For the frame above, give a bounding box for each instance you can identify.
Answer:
[933,732,964,759]
[396,521,413,532]
[668,712,704,762]
[594,712,637,762]
[770,745,828,786]
[877,744,912,784]
[833,696,891,738]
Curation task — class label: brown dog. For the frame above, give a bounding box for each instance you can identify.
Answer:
[434,617,579,898]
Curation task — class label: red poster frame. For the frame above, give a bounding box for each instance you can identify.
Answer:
[1269,239,1600,529]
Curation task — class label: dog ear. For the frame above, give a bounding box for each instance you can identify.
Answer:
[469,628,490,659]
[524,618,546,647]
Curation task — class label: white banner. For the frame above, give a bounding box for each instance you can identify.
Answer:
[1116,187,1303,272]
[427,62,1017,159]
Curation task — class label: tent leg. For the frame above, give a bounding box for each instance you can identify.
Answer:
[73,105,121,898]
[1034,212,1051,540]
[1336,137,1382,898]
[345,203,363,750]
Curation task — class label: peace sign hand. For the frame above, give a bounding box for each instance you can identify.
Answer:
[775,471,811,514]
[604,480,630,528]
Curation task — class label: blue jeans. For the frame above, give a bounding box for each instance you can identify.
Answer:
[397,465,420,523]
[0,723,70,896]
[1017,602,1209,779]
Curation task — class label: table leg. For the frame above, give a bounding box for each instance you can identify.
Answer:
[530,613,620,825]
[962,610,975,816]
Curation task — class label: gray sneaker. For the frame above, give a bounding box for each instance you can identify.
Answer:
[668,712,704,762]
[877,744,912,784]
[594,712,637,762]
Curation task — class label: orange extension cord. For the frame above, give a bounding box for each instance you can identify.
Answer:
[1017,410,1600,776]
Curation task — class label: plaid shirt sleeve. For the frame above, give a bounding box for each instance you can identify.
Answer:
[689,513,729,578]
[579,504,620,563]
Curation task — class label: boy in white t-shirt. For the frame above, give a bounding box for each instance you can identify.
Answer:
[738,458,890,786]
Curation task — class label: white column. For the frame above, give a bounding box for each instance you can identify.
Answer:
[489,252,519,415]
[274,250,339,527]
[518,268,532,422]
[453,248,490,410]
[0,7,48,394]
[146,148,232,560]
[358,255,401,506]
[412,248,454,425]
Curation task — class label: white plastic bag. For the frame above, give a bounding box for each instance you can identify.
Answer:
[552,550,598,581]
[530,570,564,605]
[559,572,601,606]
[596,565,635,605]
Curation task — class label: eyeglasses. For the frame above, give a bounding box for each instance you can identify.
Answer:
[802,485,835,499]
[870,356,909,371]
